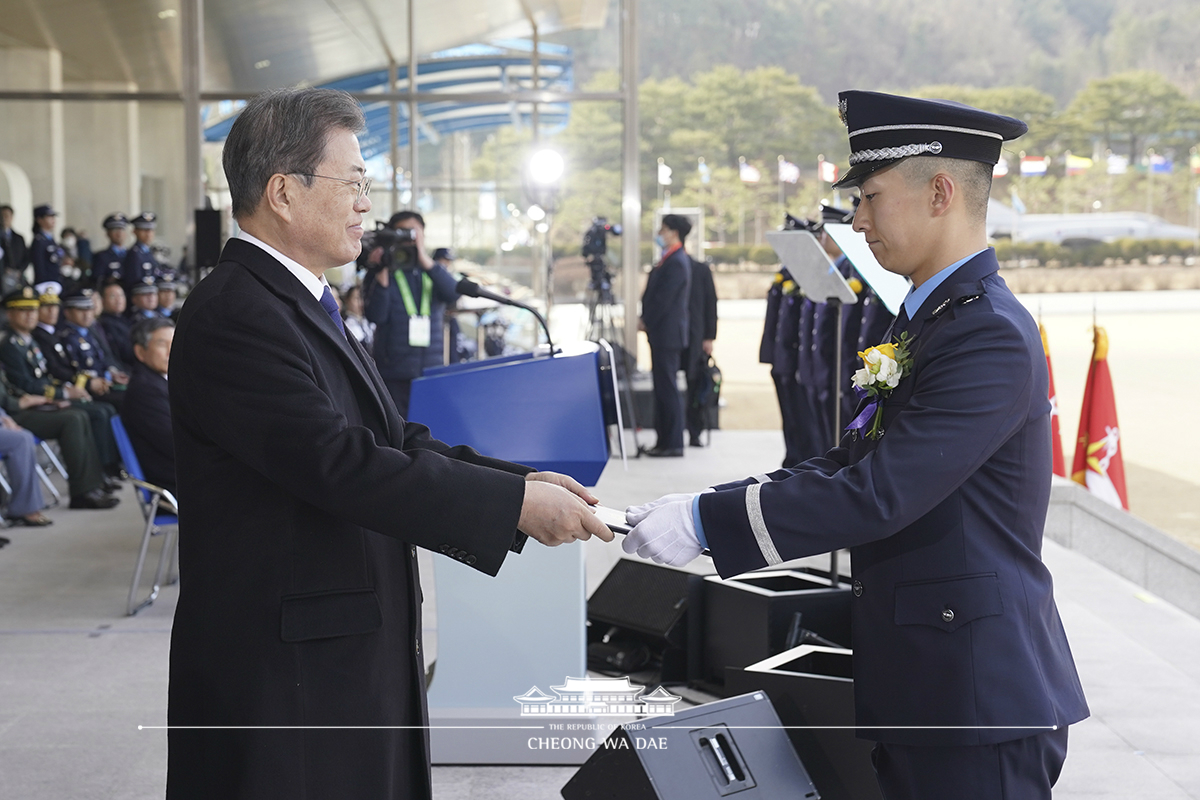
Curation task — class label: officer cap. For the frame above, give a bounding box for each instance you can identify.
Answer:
[132,212,157,230]
[3,286,41,310]
[35,281,63,305]
[103,213,129,230]
[432,247,455,262]
[820,203,855,225]
[832,90,1028,189]
[131,276,158,296]
[157,272,178,291]
[34,204,58,218]
[62,286,97,310]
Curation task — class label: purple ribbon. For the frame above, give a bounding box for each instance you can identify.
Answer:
[846,386,878,434]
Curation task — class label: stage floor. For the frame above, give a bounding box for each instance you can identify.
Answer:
[1,430,1198,798]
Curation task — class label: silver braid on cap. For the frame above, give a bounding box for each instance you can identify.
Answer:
[848,141,943,165]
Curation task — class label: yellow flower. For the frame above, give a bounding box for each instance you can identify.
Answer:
[859,342,897,365]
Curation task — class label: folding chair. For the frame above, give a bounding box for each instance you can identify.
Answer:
[0,450,59,508]
[110,417,179,616]
[30,438,63,506]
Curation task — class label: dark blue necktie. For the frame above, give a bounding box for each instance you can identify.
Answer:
[318,286,345,337]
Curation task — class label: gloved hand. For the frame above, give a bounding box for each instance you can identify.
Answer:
[625,488,713,527]
[621,500,704,567]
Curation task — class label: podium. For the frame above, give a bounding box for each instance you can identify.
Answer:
[408,342,612,764]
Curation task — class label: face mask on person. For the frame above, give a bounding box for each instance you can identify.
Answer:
[654,235,665,249]
[63,236,76,250]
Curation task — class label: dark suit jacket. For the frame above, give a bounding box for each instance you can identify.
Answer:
[684,256,718,372]
[700,249,1088,747]
[121,363,175,493]
[640,246,691,351]
[1,228,27,272]
[166,238,532,800]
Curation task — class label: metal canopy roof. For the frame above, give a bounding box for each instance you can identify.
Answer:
[0,0,606,93]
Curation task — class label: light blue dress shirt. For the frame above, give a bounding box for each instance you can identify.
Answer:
[901,248,988,320]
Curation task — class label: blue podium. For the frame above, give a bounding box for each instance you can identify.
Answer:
[408,342,613,764]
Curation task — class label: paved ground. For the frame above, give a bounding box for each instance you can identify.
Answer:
[2,430,1199,798]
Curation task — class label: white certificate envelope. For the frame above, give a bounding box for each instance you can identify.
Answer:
[823,223,911,316]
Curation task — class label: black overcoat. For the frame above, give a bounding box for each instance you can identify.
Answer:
[166,238,531,799]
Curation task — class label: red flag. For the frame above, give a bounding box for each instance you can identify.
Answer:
[1071,326,1128,510]
[1040,324,1066,477]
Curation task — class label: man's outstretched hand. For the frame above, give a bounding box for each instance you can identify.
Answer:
[519,471,613,546]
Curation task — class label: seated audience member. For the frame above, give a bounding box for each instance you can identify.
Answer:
[0,364,119,509]
[126,277,159,321]
[0,287,121,479]
[97,278,135,368]
[31,282,69,377]
[56,286,129,412]
[122,317,175,496]
[0,407,53,526]
[157,274,179,320]
[341,283,374,353]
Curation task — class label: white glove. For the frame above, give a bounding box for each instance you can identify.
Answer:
[625,488,713,527]
[621,500,704,567]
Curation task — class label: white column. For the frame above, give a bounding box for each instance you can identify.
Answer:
[48,48,65,229]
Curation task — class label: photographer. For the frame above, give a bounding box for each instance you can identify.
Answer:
[363,210,459,416]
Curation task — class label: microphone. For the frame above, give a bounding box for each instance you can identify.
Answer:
[456,277,554,350]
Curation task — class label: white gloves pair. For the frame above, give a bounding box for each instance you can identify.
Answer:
[622,489,713,567]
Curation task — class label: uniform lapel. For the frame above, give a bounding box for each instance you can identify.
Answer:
[901,249,1000,344]
[224,239,394,434]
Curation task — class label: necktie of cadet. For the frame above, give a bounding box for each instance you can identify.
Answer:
[318,286,345,337]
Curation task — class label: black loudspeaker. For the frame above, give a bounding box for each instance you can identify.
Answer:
[725,646,881,800]
[588,560,699,681]
[561,691,820,800]
[702,569,850,688]
[194,208,222,269]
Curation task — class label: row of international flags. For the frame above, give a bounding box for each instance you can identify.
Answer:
[1043,324,1128,510]
[997,152,1200,178]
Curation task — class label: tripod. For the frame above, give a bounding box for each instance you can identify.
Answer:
[584,254,643,457]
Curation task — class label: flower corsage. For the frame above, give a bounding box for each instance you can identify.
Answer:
[847,332,913,440]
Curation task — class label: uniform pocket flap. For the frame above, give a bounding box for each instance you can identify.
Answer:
[280,589,383,642]
[894,573,1003,633]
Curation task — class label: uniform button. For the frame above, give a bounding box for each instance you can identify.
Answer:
[852,580,863,597]
[415,639,421,655]
[466,555,476,565]
[942,608,955,623]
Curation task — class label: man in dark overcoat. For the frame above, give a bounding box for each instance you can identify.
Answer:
[166,87,611,800]
[623,91,1089,800]
[638,214,691,456]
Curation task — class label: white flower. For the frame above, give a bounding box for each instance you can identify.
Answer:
[852,367,872,389]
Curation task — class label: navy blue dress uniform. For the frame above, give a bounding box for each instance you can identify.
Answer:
[770,272,821,467]
[156,273,179,320]
[640,242,691,455]
[30,281,74,384]
[694,92,1088,799]
[362,257,460,417]
[127,276,161,320]
[56,287,126,412]
[684,254,718,446]
[29,205,68,285]
[90,213,130,287]
[122,213,162,293]
[0,287,121,477]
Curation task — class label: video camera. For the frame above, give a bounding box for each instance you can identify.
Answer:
[581,217,621,258]
[359,221,418,269]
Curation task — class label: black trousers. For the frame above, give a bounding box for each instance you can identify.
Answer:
[872,727,1069,800]
[649,345,684,451]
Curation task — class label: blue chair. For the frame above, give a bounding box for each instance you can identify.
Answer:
[110,417,178,616]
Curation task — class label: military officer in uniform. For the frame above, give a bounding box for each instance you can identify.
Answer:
[122,212,161,294]
[90,213,130,287]
[156,272,179,319]
[624,91,1088,800]
[32,282,65,369]
[0,287,122,478]
[126,276,161,320]
[29,205,73,285]
[56,286,129,412]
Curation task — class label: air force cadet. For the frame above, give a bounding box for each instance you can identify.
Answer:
[624,91,1088,799]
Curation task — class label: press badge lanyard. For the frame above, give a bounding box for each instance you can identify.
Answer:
[394,268,433,347]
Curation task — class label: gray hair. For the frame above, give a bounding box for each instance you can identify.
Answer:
[223,88,365,219]
[132,316,174,349]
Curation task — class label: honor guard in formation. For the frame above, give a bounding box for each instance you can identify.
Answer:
[627,90,1088,799]
[91,213,130,287]
[0,286,122,484]
[122,212,162,294]
[29,205,73,285]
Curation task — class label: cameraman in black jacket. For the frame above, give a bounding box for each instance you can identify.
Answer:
[362,211,458,417]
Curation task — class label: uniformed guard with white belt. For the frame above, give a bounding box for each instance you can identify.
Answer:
[622,90,1089,800]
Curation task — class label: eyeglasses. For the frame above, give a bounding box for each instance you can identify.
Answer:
[292,173,372,203]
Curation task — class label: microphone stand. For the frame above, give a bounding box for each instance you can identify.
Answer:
[456,277,554,352]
